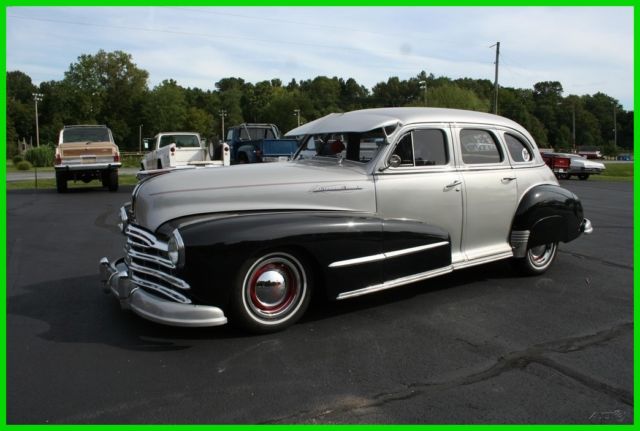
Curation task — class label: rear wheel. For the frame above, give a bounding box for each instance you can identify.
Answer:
[232,250,312,333]
[107,170,119,192]
[55,171,67,193]
[514,242,558,275]
[578,174,590,180]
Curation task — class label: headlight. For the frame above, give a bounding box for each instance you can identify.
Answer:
[167,229,185,268]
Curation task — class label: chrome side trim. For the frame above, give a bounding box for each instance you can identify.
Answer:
[452,251,513,270]
[337,266,453,300]
[128,260,190,291]
[510,230,530,258]
[329,241,449,268]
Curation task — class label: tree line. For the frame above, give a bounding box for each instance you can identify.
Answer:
[6,49,633,156]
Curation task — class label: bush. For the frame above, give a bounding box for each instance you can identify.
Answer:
[12,154,24,165]
[24,145,55,167]
[16,160,32,171]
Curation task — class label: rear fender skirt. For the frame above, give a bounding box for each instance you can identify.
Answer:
[511,184,584,249]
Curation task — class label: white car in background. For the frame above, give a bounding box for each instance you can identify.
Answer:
[557,153,606,180]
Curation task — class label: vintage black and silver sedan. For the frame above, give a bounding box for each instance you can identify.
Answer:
[100,108,593,333]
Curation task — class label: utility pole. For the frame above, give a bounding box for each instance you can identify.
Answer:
[572,104,576,153]
[491,42,500,114]
[612,102,617,151]
[32,93,43,147]
[293,109,301,127]
[419,80,427,106]
[219,109,227,141]
[139,124,143,153]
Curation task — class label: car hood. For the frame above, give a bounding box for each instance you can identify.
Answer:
[133,159,376,232]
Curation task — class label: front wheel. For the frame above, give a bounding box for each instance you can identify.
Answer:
[578,174,590,180]
[514,242,558,276]
[232,251,312,333]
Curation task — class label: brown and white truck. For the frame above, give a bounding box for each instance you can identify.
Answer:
[54,125,121,193]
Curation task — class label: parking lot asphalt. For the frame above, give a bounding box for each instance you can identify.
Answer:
[6,179,633,424]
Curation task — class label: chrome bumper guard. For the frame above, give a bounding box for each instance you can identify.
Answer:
[581,218,594,235]
[99,257,227,327]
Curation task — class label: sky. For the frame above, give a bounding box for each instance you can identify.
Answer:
[5,6,635,110]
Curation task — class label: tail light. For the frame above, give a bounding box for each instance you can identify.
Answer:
[55,153,62,165]
[170,145,176,156]
[114,152,120,162]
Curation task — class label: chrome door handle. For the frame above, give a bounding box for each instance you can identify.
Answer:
[444,180,462,189]
[502,176,516,182]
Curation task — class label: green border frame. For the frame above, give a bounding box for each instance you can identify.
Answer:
[2,2,636,427]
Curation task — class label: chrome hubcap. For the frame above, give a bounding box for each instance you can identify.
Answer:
[254,268,287,307]
[529,243,556,267]
[244,254,305,320]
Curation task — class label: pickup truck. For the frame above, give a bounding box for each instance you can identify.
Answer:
[225,123,300,164]
[141,132,230,171]
[54,124,121,193]
[541,152,571,179]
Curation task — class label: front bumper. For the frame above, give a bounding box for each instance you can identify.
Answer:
[99,257,227,327]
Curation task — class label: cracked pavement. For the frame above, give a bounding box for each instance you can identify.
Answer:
[7,180,633,424]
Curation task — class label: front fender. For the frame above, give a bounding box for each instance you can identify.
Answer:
[165,211,384,306]
[511,184,585,251]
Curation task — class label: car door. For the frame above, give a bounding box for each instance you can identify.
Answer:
[375,125,464,281]
[453,126,518,262]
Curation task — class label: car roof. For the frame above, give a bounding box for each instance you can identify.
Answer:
[285,107,528,137]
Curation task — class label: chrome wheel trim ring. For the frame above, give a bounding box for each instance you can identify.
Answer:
[528,243,557,269]
[242,253,306,324]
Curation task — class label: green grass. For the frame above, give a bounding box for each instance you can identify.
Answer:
[6,175,139,190]
[590,162,634,182]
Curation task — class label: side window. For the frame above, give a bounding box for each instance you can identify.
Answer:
[391,130,448,167]
[413,129,448,166]
[460,129,503,164]
[394,134,414,166]
[505,133,533,163]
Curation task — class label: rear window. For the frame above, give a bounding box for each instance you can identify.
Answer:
[62,127,110,143]
[159,135,200,148]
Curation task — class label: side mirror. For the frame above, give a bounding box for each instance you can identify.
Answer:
[389,154,402,168]
[143,139,149,150]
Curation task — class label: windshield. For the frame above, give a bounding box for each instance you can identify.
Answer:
[62,127,111,143]
[294,128,386,164]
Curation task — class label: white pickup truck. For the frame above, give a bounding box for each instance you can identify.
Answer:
[140,132,230,171]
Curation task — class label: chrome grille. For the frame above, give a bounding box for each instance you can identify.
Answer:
[124,224,191,304]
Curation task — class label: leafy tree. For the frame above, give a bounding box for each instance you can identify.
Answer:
[63,50,149,148]
[142,79,187,134]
